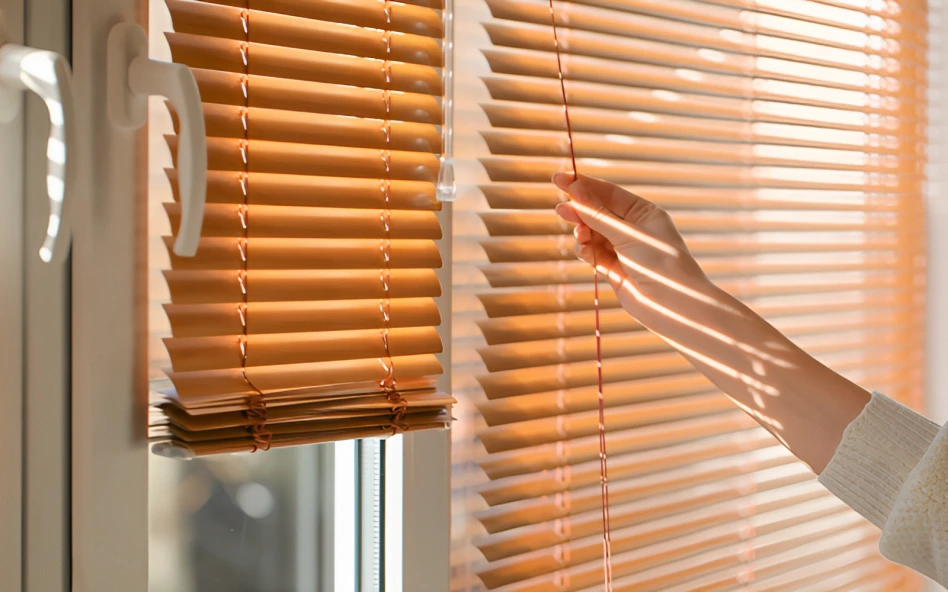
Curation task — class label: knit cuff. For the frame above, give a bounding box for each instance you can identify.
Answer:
[818,391,940,529]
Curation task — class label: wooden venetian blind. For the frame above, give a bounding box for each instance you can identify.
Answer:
[148,0,454,457]
[469,0,926,590]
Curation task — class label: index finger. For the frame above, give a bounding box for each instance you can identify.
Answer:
[553,173,678,256]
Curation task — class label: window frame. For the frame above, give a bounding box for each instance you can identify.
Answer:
[0,0,26,588]
[69,0,453,589]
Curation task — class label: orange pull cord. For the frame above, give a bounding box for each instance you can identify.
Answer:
[549,1,613,589]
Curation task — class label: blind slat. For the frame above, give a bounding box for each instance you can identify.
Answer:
[169,32,443,94]
[201,0,443,37]
[169,170,441,210]
[168,0,443,66]
[164,269,442,304]
[164,298,441,337]
[164,237,443,270]
[186,104,443,152]
[171,136,441,180]
[480,184,906,211]
[165,326,443,371]
[192,69,443,123]
[166,203,442,240]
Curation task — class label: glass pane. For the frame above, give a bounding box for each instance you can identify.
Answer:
[149,446,329,592]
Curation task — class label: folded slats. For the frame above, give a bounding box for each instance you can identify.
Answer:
[464,0,924,588]
[149,0,453,456]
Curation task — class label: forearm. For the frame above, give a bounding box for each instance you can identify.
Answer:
[635,278,871,474]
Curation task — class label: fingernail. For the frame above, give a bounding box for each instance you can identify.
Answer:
[552,172,572,192]
[568,179,591,203]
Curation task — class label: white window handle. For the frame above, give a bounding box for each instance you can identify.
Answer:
[0,42,77,264]
[106,22,205,257]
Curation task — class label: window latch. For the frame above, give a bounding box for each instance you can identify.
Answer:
[106,22,206,257]
[0,11,78,264]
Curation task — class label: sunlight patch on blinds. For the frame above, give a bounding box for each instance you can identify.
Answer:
[461,0,928,589]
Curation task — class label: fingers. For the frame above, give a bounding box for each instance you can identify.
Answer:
[552,172,658,225]
[553,172,679,257]
[568,220,626,291]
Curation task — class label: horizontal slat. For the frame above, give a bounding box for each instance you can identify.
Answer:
[476,412,757,480]
[479,183,906,211]
[479,157,919,189]
[166,203,442,240]
[162,389,451,425]
[479,393,735,454]
[477,334,907,400]
[164,269,442,304]
[480,209,900,236]
[572,0,927,51]
[481,130,906,171]
[168,170,441,210]
[191,69,442,123]
[483,75,903,131]
[475,354,905,428]
[168,0,442,66]
[482,102,904,152]
[170,136,441,180]
[475,481,834,587]
[682,0,921,30]
[483,48,913,113]
[481,236,904,265]
[487,0,919,52]
[484,19,904,82]
[164,298,441,337]
[481,256,903,288]
[167,353,443,399]
[478,292,908,344]
[478,310,901,372]
[204,0,443,38]
[187,103,442,152]
[164,237,442,270]
[168,32,442,94]
[474,462,813,561]
[155,412,450,457]
[478,277,911,318]
[165,326,443,371]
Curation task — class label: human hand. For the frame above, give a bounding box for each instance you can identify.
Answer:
[552,172,717,325]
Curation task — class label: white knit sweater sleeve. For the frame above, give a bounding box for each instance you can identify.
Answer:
[818,392,948,588]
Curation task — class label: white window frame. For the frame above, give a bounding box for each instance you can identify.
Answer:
[69,1,453,589]
[0,1,26,589]
[1,0,71,589]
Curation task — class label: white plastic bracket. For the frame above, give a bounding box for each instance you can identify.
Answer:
[106,22,206,257]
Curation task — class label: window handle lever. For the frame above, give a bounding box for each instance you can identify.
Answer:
[0,35,78,264]
[106,22,205,257]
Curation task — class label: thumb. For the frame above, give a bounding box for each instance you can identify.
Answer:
[553,173,676,256]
